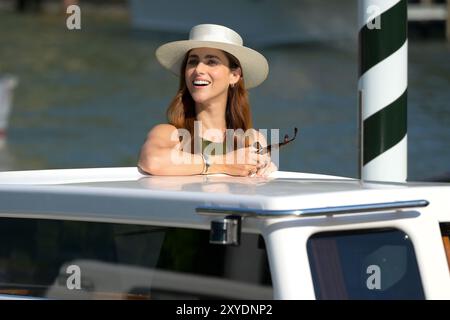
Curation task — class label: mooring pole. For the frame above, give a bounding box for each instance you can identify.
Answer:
[358,0,408,182]
[447,0,450,42]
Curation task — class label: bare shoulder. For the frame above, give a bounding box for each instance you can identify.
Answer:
[147,124,178,137]
[146,124,180,148]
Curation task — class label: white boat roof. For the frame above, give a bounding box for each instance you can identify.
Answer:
[0,167,449,226]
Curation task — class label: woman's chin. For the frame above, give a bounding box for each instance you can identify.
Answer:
[191,94,211,104]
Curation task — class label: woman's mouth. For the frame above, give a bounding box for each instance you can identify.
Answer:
[192,80,211,88]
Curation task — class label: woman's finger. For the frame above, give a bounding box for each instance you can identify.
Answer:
[258,162,277,177]
[267,162,278,175]
[256,164,268,176]
[256,168,266,177]
[260,156,271,169]
[248,167,258,177]
[253,151,270,166]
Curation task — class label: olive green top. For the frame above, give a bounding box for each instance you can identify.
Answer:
[202,138,227,156]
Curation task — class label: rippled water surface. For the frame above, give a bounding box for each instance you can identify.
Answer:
[0,10,449,180]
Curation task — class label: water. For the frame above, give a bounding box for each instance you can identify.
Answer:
[0,10,449,181]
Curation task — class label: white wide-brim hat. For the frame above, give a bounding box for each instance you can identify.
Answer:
[156,24,269,89]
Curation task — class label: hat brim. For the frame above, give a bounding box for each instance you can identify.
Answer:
[156,40,268,89]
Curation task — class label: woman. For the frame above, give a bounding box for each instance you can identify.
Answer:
[138,24,278,177]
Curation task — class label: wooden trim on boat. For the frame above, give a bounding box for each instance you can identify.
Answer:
[442,236,450,272]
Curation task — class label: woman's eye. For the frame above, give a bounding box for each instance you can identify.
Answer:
[187,60,198,66]
[207,60,218,65]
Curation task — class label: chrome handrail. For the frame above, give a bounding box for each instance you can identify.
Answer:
[196,200,429,218]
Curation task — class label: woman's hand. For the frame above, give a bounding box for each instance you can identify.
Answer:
[255,161,278,177]
[219,146,271,177]
[222,164,258,177]
[245,129,278,177]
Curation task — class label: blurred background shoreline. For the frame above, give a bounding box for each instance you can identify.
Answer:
[0,0,449,181]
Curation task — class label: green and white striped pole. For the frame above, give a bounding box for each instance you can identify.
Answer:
[358,0,408,182]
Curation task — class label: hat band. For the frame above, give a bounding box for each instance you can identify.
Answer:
[189,26,243,46]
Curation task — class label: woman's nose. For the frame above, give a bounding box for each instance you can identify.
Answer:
[195,62,207,74]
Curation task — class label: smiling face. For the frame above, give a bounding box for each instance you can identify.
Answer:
[185,47,241,106]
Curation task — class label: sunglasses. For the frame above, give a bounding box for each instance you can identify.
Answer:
[255,127,298,155]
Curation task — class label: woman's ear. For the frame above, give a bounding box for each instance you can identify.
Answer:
[230,67,242,86]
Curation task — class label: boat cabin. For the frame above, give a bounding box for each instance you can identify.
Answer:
[0,167,449,299]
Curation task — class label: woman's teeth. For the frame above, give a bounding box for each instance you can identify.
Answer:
[193,80,210,86]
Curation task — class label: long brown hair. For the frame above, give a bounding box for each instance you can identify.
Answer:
[166,50,253,153]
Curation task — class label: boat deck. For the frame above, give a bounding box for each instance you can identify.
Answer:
[0,167,449,227]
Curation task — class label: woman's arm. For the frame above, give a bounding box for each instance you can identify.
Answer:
[138,124,258,176]
[138,124,207,176]
[138,124,262,176]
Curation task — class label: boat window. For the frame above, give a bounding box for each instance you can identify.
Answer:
[440,223,450,273]
[307,228,425,300]
[0,218,272,300]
